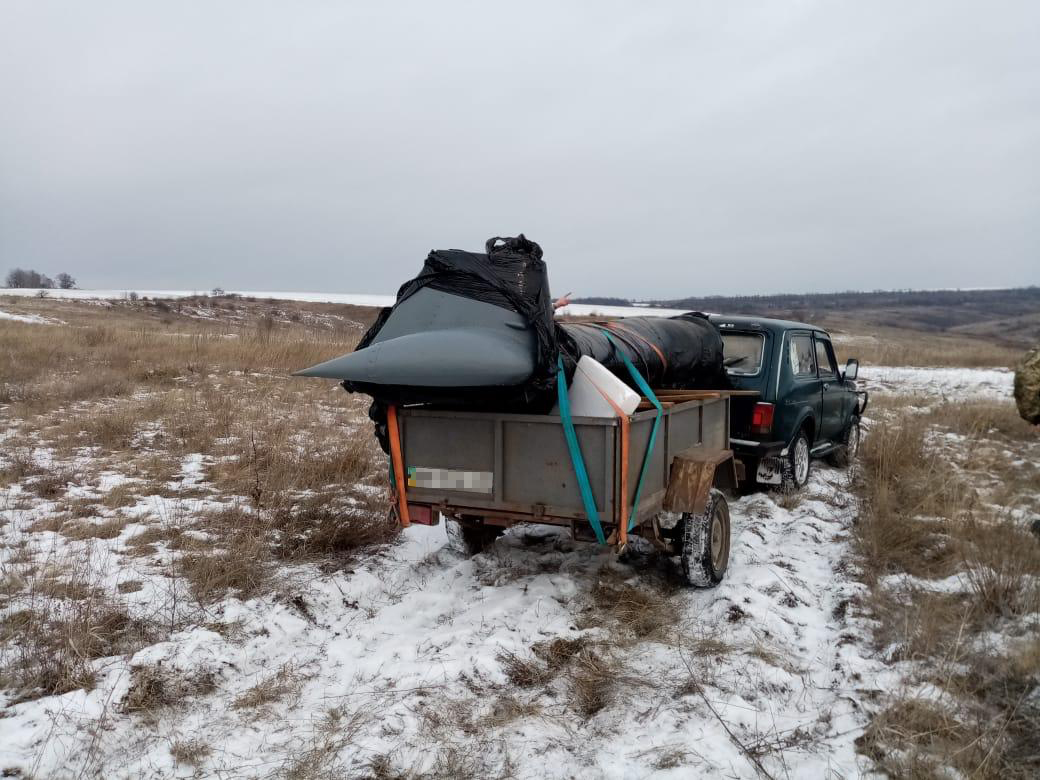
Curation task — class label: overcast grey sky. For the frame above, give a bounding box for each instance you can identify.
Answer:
[1,2,1037,298]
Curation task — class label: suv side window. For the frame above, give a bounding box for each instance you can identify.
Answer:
[789,334,816,377]
[815,337,839,377]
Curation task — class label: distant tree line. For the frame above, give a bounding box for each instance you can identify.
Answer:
[5,268,77,289]
[580,286,1040,314]
[572,296,633,306]
[654,286,1040,314]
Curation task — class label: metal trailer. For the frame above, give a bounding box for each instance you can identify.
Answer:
[389,391,743,587]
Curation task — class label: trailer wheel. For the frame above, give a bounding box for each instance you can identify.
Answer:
[445,516,501,556]
[678,489,730,588]
[827,419,860,468]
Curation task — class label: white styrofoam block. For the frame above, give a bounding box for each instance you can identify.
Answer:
[564,355,641,418]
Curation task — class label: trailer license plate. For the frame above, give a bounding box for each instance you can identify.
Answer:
[407,467,493,494]
[755,457,783,485]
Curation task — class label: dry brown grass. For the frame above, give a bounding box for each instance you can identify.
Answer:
[0,599,153,701]
[854,403,1040,777]
[855,414,969,580]
[122,663,218,714]
[498,630,651,721]
[836,329,1022,369]
[566,646,617,717]
[279,705,369,780]
[960,520,1040,619]
[585,576,675,641]
[498,649,553,689]
[169,738,212,768]
[233,662,304,709]
[857,698,983,778]
[0,297,398,723]
[25,466,76,500]
[0,297,373,419]
[3,297,394,594]
[61,517,129,541]
[0,447,44,486]
[26,513,71,533]
[125,524,180,555]
[177,500,396,604]
[179,546,272,604]
[927,400,1038,441]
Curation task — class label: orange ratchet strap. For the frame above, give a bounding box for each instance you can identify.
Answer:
[588,382,630,547]
[386,404,411,527]
[604,322,668,372]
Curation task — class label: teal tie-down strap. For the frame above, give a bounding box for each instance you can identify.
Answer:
[599,331,664,532]
[556,355,607,544]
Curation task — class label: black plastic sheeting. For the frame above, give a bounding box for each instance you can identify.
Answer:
[559,314,727,391]
[346,236,727,451]
[345,235,559,409]
[351,235,559,451]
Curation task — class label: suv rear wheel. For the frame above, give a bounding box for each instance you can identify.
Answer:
[780,430,811,492]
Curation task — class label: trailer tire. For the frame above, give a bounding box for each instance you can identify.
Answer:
[827,418,860,468]
[678,489,730,588]
[445,516,500,556]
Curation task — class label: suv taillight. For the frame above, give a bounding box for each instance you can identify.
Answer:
[751,402,775,435]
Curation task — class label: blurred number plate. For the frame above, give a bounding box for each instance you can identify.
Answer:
[755,457,783,485]
[407,467,493,494]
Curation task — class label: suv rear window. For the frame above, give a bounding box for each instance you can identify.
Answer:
[721,332,765,375]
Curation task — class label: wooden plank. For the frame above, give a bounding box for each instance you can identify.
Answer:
[647,392,720,402]
[636,399,675,411]
[652,388,759,398]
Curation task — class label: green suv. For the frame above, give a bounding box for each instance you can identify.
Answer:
[709,316,868,491]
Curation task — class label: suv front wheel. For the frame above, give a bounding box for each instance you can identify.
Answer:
[827,419,860,468]
[780,430,811,492]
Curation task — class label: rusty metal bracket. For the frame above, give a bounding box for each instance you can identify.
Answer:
[663,448,734,515]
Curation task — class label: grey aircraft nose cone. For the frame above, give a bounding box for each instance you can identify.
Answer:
[294,286,538,386]
[292,326,536,386]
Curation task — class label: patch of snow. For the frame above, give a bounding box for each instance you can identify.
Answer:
[176,454,207,489]
[556,303,694,318]
[0,309,63,325]
[880,571,974,594]
[1,288,400,307]
[858,365,1014,401]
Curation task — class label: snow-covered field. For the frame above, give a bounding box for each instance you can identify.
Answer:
[858,365,1014,401]
[0,292,1033,778]
[0,463,882,778]
[1,288,692,319]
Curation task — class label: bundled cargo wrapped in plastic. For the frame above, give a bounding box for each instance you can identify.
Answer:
[295,235,727,447]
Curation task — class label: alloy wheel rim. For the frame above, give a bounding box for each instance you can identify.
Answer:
[794,438,809,483]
